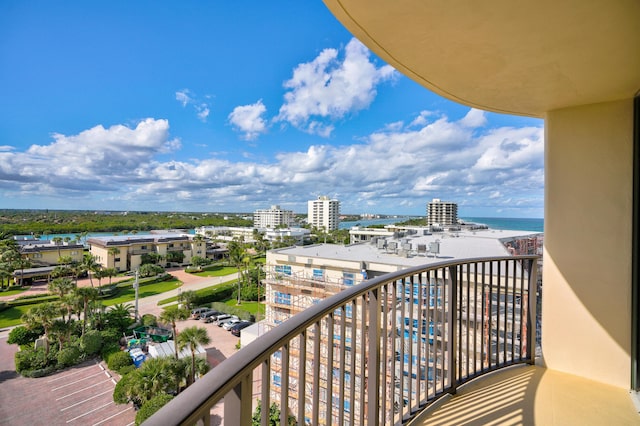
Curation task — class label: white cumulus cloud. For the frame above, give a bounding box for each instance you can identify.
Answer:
[228,100,268,140]
[276,38,397,136]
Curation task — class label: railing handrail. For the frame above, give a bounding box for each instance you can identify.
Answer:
[146,255,538,425]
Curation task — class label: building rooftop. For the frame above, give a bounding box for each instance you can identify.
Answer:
[271,228,541,269]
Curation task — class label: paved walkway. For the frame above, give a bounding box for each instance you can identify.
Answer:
[0,268,244,425]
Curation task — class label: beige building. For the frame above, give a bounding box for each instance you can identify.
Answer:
[264,228,542,423]
[19,241,84,267]
[307,196,340,231]
[323,0,640,413]
[426,198,458,227]
[88,234,206,272]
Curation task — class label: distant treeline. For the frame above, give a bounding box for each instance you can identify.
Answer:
[0,209,253,235]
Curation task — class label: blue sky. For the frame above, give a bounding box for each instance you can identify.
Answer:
[0,1,544,218]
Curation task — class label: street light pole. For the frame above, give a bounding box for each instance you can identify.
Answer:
[134,269,139,321]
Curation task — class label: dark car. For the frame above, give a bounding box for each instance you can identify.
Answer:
[230,321,253,337]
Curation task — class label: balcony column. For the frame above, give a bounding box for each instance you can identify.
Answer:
[543,98,634,388]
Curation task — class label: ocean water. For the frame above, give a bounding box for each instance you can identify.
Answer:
[460,217,543,232]
[340,217,543,232]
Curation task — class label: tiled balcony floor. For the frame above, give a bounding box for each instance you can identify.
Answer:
[410,365,640,426]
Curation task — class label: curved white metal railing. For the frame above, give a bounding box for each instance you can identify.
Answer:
[146,255,538,425]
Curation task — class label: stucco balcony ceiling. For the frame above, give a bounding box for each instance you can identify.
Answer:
[323,0,640,117]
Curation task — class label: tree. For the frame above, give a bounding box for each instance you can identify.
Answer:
[159,306,190,360]
[105,303,135,333]
[74,286,99,336]
[139,263,164,278]
[180,290,198,310]
[177,326,210,386]
[102,267,118,285]
[48,277,76,321]
[190,255,208,271]
[108,247,121,268]
[21,302,62,360]
[82,253,101,288]
[252,400,297,426]
[48,277,76,299]
[228,240,248,305]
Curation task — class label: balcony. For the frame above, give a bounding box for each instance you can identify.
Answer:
[145,255,589,425]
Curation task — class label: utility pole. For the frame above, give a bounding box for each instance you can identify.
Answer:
[134,269,139,321]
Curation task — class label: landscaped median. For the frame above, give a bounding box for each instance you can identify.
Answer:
[0,273,183,329]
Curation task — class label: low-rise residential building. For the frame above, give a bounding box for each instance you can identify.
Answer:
[262,227,311,245]
[194,226,256,243]
[18,240,85,267]
[88,233,206,271]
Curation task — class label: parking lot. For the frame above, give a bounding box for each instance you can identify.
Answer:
[0,355,135,426]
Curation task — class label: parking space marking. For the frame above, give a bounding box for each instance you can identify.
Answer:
[46,365,99,383]
[61,389,112,411]
[51,371,105,391]
[56,379,113,400]
[92,406,133,426]
[65,401,113,423]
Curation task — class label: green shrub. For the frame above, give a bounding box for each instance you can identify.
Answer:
[135,393,174,425]
[57,346,82,368]
[7,325,44,346]
[15,346,57,374]
[101,342,121,361]
[100,328,122,346]
[141,314,157,327]
[0,301,7,312]
[107,350,133,372]
[81,330,103,355]
[195,282,234,305]
[21,365,57,378]
[8,295,58,307]
[117,364,136,376]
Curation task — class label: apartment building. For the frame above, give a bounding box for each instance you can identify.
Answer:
[426,198,458,227]
[253,205,295,229]
[264,228,542,424]
[307,196,340,231]
[88,233,206,272]
[18,240,84,267]
[194,226,255,243]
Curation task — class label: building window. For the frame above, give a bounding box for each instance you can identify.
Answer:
[275,265,291,276]
[343,272,355,286]
[312,269,324,280]
[115,257,121,262]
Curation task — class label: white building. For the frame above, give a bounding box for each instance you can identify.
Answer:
[427,198,458,226]
[307,196,340,231]
[253,205,295,229]
[262,227,311,245]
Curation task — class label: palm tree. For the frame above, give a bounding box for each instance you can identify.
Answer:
[74,286,99,336]
[52,236,63,258]
[160,306,190,360]
[48,277,76,321]
[103,267,118,285]
[108,247,121,269]
[81,253,101,288]
[177,326,210,386]
[22,302,62,360]
[228,240,247,305]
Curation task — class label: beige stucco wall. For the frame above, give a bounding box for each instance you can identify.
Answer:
[543,98,633,388]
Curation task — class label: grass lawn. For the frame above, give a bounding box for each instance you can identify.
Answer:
[157,279,236,305]
[0,305,34,328]
[191,265,237,277]
[224,299,265,316]
[0,287,30,297]
[101,278,182,306]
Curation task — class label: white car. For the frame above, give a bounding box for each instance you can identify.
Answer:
[222,318,242,330]
[217,315,239,327]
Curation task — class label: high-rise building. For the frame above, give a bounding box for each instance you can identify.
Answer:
[427,198,458,226]
[253,205,294,229]
[307,196,340,231]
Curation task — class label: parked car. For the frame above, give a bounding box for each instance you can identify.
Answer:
[222,318,242,330]
[191,307,210,319]
[199,310,222,321]
[217,315,239,327]
[230,321,253,337]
